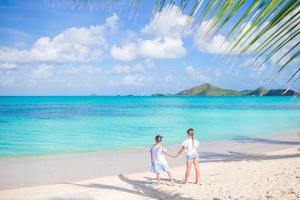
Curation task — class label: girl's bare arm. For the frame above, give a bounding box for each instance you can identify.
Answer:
[176,146,184,157]
[165,152,176,158]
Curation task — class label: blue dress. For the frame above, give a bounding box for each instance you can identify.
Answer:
[150,144,170,173]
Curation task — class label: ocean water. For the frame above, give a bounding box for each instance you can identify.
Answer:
[0,96,299,157]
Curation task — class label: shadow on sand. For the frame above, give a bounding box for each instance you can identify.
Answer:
[199,135,300,162]
[231,135,300,145]
[199,150,300,162]
[68,174,197,200]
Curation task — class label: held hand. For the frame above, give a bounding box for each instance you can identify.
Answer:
[170,153,177,158]
[166,152,177,158]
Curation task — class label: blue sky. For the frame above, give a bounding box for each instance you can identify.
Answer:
[0,0,297,95]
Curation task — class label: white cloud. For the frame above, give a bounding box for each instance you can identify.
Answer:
[110,65,131,74]
[194,19,237,55]
[31,64,52,79]
[185,65,225,84]
[194,19,265,55]
[241,58,269,79]
[104,13,119,33]
[138,37,186,59]
[110,64,144,74]
[111,4,188,62]
[109,74,152,86]
[111,37,186,61]
[62,65,102,76]
[111,43,137,61]
[195,33,235,54]
[185,65,207,81]
[131,64,144,73]
[0,14,118,65]
[141,4,191,38]
[122,74,146,86]
[242,58,266,73]
[0,63,17,71]
[143,59,155,68]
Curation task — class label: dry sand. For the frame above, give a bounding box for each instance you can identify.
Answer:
[0,130,300,200]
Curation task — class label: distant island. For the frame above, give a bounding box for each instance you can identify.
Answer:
[152,83,299,96]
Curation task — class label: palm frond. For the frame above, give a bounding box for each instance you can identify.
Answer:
[154,0,300,87]
[64,0,300,87]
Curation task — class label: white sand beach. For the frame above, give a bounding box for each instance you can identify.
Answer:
[0,130,300,200]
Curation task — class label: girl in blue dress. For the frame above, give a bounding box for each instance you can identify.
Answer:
[150,135,175,184]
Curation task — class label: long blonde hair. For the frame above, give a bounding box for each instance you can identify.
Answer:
[187,128,194,146]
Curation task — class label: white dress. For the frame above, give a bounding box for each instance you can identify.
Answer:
[150,144,170,173]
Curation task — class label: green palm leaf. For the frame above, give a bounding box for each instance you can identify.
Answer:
[70,0,300,87]
[252,13,299,57]
[240,1,299,55]
[279,50,300,73]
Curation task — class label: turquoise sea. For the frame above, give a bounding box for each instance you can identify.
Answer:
[0,96,299,157]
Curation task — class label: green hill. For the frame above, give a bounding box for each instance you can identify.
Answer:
[177,83,243,96]
[245,87,268,96]
[152,83,299,96]
[264,89,298,96]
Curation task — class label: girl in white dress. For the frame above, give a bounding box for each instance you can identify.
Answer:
[150,135,174,184]
[176,128,200,184]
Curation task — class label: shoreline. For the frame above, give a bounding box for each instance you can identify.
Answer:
[1,127,299,160]
[0,129,299,191]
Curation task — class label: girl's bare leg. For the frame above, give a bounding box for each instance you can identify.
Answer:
[156,173,160,184]
[167,171,174,183]
[184,161,192,184]
[193,159,200,184]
